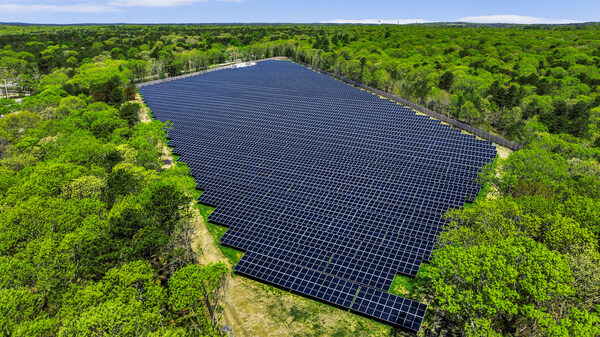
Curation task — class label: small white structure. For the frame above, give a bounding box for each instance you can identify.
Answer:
[235,62,257,68]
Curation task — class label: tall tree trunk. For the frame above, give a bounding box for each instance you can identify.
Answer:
[3,78,8,99]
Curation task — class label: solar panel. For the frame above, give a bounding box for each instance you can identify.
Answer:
[140,60,497,332]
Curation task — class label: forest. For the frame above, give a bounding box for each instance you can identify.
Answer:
[0,23,599,336]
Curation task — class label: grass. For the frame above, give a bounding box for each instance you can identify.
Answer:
[190,194,396,335]
[463,153,500,209]
[463,180,491,210]
[388,264,431,302]
[205,221,244,265]
[389,275,416,298]
[261,286,391,337]
[192,199,244,266]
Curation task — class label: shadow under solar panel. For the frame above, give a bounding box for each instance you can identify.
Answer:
[139,60,497,332]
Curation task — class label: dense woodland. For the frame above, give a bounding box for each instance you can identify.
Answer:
[0,24,599,336]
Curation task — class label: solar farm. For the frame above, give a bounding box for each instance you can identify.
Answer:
[140,60,497,332]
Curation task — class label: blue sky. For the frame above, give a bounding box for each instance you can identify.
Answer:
[1,0,598,24]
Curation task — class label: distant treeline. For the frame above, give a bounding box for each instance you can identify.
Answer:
[2,24,600,143]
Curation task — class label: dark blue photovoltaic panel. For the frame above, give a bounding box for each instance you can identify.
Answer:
[140,60,497,332]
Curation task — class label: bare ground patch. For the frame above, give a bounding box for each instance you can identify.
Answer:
[494,144,512,159]
[135,93,174,169]
[191,208,392,337]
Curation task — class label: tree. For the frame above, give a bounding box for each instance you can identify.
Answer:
[79,103,127,140]
[129,120,168,170]
[443,198,596,256]
[144,181,192,231]
[59,130,103,165]
[58,261,168,336]
[126,59,148,83]
[438,70,454,91]
[169,263,228,334]
[461,100,481,126]
[123,85,137,101]
[119,102,141,127]
[429,236,576,336]
[498,106,524,139]
[0,98,17,115]
[67,60,130,104]
[127,47,140,59]
[541,99,568,134]
[62,175,105,200]
[568,101,590,137]
[484,134,600,200]
[449,93,465,119]
[105,163,158,205]
[90,75,125,106]
[37,71,69,92]
[520,116,548,146]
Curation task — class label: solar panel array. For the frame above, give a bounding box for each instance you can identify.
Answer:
[140,60,497,332]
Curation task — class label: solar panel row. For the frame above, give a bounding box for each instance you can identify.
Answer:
[140,60,497,332]
[236,250,427,331]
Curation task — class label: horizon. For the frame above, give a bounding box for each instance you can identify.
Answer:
[2,20,599,26]
[1,0,599,25]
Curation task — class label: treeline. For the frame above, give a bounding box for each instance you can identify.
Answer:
[0,61,228,334]
[2,24,600,145]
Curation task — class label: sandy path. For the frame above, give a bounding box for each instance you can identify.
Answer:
[189,209,390,337]
[135,94,175,169]
[495,144,511,159]
[191,211,289,336]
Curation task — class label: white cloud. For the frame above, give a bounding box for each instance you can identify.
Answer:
[108,0,203,6]
[0,2,122,13]
[457,15,582,24]
[322,19,430,25]
[108,0,241,7]
[322,15,583,25]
